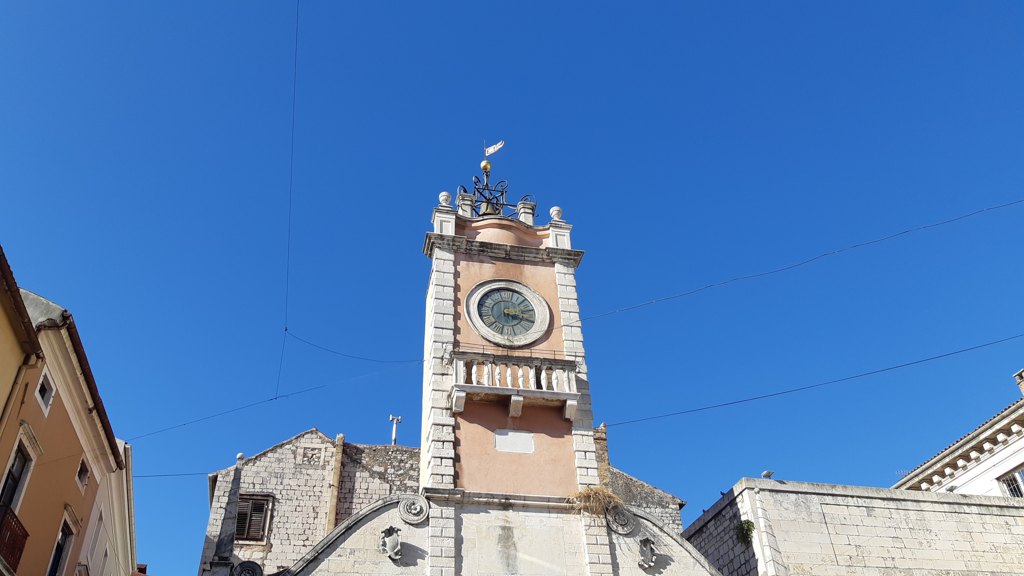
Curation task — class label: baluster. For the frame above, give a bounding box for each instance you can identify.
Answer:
[505,363,512,387]
[456,359,465,385]
[541,366,549,391]
[483,362,491,387]
[554,369,563,392]
[568,369,577,392]
[516,365,524,389]
[471,361,479,385]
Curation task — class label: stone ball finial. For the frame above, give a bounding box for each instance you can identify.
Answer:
[236,452,245,462]
[549,206,563,221]
[438,191,451,206]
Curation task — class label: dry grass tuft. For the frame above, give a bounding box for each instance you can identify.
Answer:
[570,486,623,516]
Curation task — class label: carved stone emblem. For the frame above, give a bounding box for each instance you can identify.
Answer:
[233,561,263,576]
[605,504,637,535]
[638,537,658,570]
[301,447,323,466]
[398,494,430,525]
[380,526,402,561]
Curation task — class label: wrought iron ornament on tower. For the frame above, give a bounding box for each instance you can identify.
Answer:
[457,140,535,217]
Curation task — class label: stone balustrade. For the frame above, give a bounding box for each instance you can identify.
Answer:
[452,351,577,393]
[449,350,581,420]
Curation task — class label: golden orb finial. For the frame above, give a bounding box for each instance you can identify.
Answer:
[480,159,491,173]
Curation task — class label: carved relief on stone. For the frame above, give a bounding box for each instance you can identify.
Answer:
[380,526,403,561]
[233,561,263,576]
[638,537,658,570]
[605,504,637,535]
[300,447,323,466]
[398,494,430,525]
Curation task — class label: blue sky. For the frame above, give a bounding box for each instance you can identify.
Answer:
[2,1,1023,573]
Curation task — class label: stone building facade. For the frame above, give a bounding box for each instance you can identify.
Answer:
[685,478,1024,576]
[893,372,1024,497]
[196,160,1024,576]
[197,161,718,576]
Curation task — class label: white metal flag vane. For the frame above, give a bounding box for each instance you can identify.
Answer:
[484,140,505,157]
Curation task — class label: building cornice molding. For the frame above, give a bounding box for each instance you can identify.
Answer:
[893,399,1024,491]
[423,233,584,267]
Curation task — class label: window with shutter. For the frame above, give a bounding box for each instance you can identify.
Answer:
[234,495,271,541]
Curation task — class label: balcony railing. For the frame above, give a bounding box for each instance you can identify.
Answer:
[450,350,581,420]
[452,350,578,393]
[0,505,28,572]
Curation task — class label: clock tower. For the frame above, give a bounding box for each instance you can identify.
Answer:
[420,159,597,499]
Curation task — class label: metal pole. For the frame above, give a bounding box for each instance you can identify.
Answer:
[389,415,402,446]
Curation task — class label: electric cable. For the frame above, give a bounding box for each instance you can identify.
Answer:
[605,332,1024,427]
[563,197,1024,328]
[273,0,302,399]
[127,383,326,441]
[286,331,423,363]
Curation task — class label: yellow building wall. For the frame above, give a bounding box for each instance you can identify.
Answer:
[0,306,25,419]
[0,335,96,576]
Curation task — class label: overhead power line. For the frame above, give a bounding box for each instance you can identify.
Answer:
[127,383,325,441]
[287,331,423,363]
[128,330,1024,479]
[283,197,1024,364]
[273,0,303,399]
[606,332,1024,428]
[134,472,209,478]
[566,197,1024,328]
[126,363,415,442]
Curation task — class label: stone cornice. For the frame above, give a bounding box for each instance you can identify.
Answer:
[893,399,1024,491]
[423,233,584,267]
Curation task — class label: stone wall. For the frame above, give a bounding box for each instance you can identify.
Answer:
[456,504,587,576]
[607,467,685,533]
[298,504,429,576]
[596,425,686,533]
[607,511,722,576]
[685,478,1024,576]
[336,444,419,524]
[198,430,338,575]
[682,487,757,576]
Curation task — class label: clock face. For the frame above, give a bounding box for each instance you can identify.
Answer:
[477,288,537,337]
[466,280,551,347]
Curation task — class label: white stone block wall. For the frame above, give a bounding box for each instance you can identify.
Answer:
[302,505,430,575]
[420,245,456,491]
[607,515,722,576]
[198,430,338,575]
[456,504,587,575]
[685,478,1024,576]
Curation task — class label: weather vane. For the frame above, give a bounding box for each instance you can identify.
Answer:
[458,139,533,217]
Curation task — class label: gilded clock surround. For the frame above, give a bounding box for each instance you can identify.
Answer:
[465,279,551,348]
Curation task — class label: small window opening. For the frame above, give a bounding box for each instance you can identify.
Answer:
[1001,469,1024,498]
[76,460,90,489]
[37,376,55,413]
[235,495,271,541]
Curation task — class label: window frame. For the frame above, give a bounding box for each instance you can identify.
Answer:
[35,371,55,417]
[0,433,37,513]
[75,459,90,492]
[234,494,273,543]
[45,516,76,576]
[999,467,1024,498]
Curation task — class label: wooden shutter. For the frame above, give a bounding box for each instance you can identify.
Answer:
[234,496,269,540]
[247,498,267,540]
[235,499,252,538]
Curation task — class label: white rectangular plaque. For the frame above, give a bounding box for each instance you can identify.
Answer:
[494,429,535,454]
